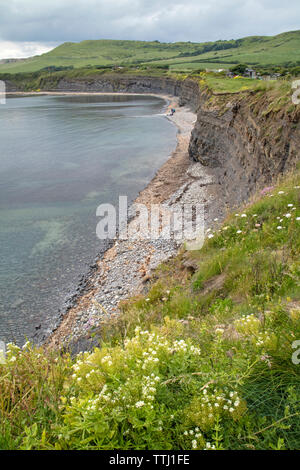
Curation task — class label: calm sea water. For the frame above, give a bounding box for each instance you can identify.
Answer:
[0,94,177,345]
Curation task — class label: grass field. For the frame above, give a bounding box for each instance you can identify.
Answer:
[151,30,300,71]
[0,29,300,74]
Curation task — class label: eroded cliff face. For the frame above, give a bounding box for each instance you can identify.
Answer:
[189,90,300,206]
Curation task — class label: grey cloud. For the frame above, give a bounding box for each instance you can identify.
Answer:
[0,0,299,45]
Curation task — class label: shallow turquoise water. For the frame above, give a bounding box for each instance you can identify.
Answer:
[0,94,176,344]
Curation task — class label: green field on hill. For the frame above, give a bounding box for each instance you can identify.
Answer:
[1,29,300,74]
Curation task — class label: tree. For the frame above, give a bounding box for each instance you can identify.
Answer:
[230,64,248,75]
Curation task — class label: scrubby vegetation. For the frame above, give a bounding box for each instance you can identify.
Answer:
[1,167,299,450]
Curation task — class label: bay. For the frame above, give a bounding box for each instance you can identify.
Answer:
[0,94,176,344]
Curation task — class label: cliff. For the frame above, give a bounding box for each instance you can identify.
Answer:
[5,73,300,216]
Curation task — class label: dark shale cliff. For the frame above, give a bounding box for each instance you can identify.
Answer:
[49,75,201,111]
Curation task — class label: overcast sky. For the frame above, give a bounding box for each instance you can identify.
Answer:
[0,0,299,59]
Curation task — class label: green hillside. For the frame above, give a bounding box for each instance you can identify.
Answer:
[156,30,300,71]
[1,30,300,73]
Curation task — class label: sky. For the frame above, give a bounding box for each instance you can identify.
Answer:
[0,0,299,59]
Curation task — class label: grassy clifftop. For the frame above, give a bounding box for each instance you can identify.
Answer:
[1,29,300,73]
[1,168,299,450]
[3,66,299,100]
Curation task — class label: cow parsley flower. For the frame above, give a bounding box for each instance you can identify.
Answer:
[135,401,145,408]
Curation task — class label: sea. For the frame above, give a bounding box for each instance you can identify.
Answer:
[0,93,177,345]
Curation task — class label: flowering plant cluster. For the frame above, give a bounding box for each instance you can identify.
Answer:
[205,187,299,245]
[54,323,203,449]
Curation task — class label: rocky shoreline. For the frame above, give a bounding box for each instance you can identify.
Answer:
[42,94,224,352]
